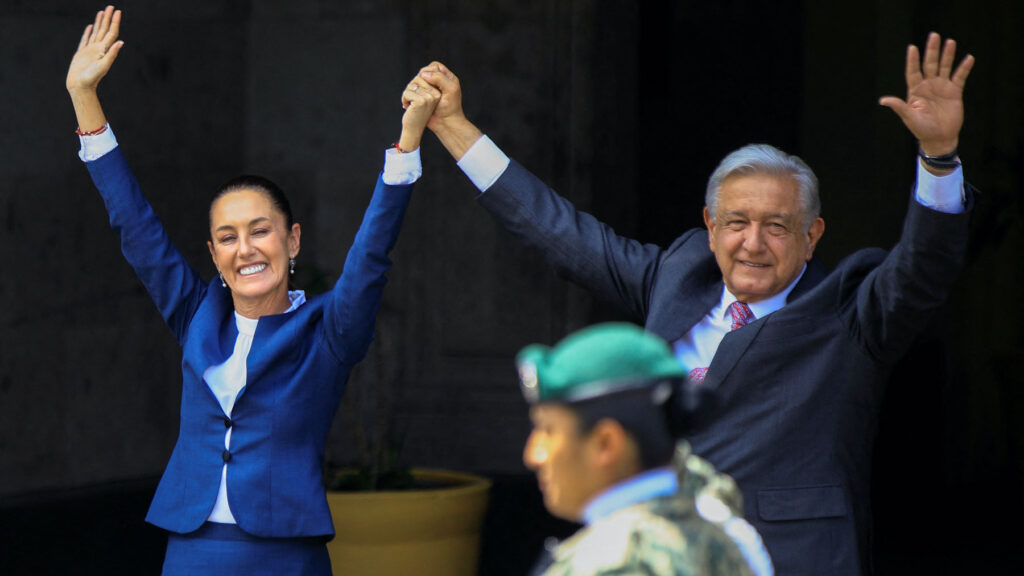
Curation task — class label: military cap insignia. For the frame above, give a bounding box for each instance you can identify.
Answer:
[518,360,540,403]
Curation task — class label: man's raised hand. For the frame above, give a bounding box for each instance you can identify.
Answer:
[879,32,975,156]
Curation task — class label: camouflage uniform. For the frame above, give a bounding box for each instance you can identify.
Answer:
[516,324,772,575]
[538,441,767,576]
[677,443,773,576]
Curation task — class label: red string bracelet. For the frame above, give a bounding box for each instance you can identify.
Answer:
[75,124,108,136]
[392,142,405,154]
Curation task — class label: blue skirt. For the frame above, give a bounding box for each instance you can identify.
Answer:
[162,522,332,575]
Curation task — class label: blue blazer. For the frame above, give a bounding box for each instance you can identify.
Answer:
[86,147,412,538]
[478,160,972,575]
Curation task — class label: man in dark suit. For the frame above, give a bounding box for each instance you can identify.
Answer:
[408,33,974,575]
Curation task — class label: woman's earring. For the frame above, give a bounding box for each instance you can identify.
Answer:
[289,258,295,275]
[219,273,227,288]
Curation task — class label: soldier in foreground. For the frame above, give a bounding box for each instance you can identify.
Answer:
[516,323,772,575]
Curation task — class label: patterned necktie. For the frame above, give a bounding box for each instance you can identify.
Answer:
[728,300,755,331]
[687,301,755,383]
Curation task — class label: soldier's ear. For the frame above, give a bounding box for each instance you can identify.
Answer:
[586,419,631,470]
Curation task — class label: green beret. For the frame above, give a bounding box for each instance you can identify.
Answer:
[516,322,687,404]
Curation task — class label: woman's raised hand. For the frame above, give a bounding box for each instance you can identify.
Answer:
[66,6,124,94]
[396,66,442,152]
[66,6,124,133]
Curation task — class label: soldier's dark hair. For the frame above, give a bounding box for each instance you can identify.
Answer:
[570,387,677,470]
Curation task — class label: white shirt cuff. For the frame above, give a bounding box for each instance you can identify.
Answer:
[77,125,119,162]
[914,160,965,214]
[382,146,422,185]
[456,135,510,192]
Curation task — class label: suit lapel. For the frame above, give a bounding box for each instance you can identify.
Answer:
[702,317,766,391]
[648,256,722,343]
[649,250,828,386]
[705,258,826,389]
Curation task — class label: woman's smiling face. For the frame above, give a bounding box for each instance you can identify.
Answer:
[207,188,300,317]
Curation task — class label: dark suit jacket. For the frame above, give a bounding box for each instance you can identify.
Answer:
[86,147,412,537]
[478,160,972,575]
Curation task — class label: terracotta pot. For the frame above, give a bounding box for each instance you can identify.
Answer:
[326,468,492,576]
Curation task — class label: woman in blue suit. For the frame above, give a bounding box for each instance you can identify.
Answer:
[65,6,439,574]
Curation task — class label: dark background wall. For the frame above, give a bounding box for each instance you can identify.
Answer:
[2,0,1022,574]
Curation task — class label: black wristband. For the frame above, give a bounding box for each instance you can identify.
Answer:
[918,147,961,171]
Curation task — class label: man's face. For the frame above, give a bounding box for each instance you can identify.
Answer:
[704,173,825,303]
[523,404,605,522]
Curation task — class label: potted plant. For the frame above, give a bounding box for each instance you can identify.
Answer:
[318,297,491,576]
